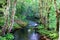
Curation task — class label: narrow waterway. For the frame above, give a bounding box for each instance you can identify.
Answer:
[14,28,40,40]
[14,20,40,40]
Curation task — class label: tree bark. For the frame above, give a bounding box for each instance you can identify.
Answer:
[8,0,17,32]
[54,0,59,31]
[2,0,10,35]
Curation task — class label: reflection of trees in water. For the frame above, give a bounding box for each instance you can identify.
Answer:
[14,29,28,40]
[14,27,40,40]
[28,32,39,40]
[14,20,39,40]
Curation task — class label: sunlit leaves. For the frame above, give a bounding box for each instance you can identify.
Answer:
[56,0,60,9]
[0,36,6,40]
[5,33,14,40]
[0,0,6,4]
[48,3,56,30]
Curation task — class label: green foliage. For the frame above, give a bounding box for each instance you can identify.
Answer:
[13,22,21,29]
[49,3,56,30]
[0,0,6,5]
[49,33,58,39]
[56,0,60,9]
[0,17,5,26]
[5,33,14,40]
[0,36,6,40]
[0,0,59,40]
[38,29,58,39]
[16,0,39,18]
[0,33,14,40]
[38,24,44,29]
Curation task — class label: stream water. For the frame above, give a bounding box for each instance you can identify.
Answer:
[14,29,40,40]
[14,20,40,40]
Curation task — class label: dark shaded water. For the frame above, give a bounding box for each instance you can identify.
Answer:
[14,20,40,40]
[14,29,40,40]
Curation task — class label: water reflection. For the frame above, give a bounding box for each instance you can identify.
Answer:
[14,29,40,40]
[14,20,40,40]
[28,31,39,40]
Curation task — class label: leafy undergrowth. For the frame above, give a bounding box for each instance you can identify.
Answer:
[37,24,58,40]
[0,33,14,40]
[38,29,58,40]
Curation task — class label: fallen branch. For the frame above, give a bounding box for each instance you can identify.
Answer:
[14,19,28,27]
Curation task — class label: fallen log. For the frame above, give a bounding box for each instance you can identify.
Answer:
[14,19,28,27]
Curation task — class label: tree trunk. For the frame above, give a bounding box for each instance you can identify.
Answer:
[54,0,59,32]
[2,0,10,35]
[39,0,49,29]
[8,0,17,32]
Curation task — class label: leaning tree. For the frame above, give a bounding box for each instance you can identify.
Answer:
[2,0,17,35]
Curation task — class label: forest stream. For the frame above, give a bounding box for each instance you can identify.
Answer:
[14,20,40,40]
[14,28,40,40]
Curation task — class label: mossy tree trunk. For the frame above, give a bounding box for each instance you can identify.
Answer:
[54,0,59,31]
[2,0,17,35]
[39,0,50,29]
[2,0,10,35]
[39,0,46,26]
[8,0,17,32]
